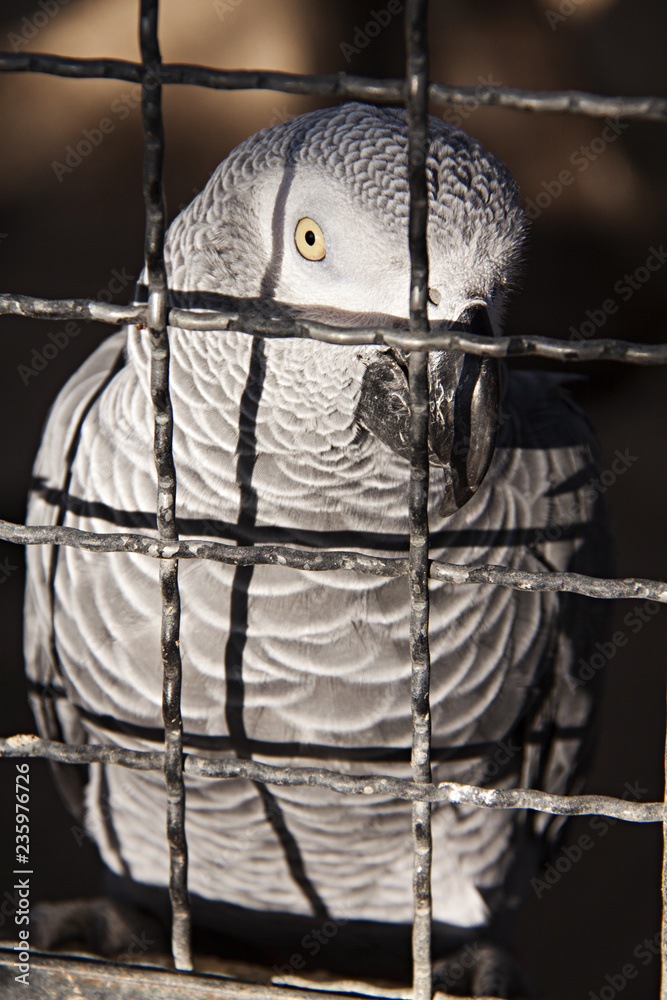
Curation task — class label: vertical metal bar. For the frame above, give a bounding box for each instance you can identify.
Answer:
[405,2,432,999]
[139,0,192,972]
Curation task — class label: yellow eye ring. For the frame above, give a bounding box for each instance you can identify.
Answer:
[295,217,326,261]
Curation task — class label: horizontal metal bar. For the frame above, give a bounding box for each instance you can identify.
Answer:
[0,293,139,324]
[0,735,663,822]
[0,293,140,324]
[427,562,667,602]
[0,53,666,122]
[2,519,666,603]
[1,294,667,364]
[428,80,667,121]
[0,948,398,1000]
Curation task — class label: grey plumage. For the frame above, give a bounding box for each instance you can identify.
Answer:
[24,103,611,982]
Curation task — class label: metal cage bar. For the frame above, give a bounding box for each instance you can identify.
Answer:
[1,51,667,122]
[3,518,667,602]
[405,2,433,995]
[0,0,666,997]
[0,733,664,822]
[139,0,192,973]
[3,293,667,364]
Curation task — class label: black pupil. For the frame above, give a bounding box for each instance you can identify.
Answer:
[305,230,315,246]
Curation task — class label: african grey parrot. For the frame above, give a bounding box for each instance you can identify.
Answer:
[25,103,611,994]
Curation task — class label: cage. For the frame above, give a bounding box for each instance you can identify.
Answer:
[0,1,666,998]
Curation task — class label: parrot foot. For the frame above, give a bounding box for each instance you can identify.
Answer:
[433,942,526,998]
[31,896,167,960]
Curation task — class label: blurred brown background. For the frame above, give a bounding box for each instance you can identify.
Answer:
[0,0,665,996]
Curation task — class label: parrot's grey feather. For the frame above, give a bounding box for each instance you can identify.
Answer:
[24,103,612,963]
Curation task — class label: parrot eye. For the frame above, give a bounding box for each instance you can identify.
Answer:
[295,217,326,261]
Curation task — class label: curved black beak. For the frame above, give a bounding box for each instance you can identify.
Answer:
[355,306,501,518]
[428,307,501,516]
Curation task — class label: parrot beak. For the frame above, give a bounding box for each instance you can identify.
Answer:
[427,306,502,517]
[356,306,501,518]
[429,307,502,517]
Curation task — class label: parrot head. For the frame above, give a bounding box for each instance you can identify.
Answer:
[164,102,526,515]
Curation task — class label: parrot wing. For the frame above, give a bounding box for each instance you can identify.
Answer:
[24,330,128,822]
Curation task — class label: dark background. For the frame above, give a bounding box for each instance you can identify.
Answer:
[0,0,666,996]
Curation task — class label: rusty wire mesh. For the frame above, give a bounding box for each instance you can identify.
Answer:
[0,0,666,998]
